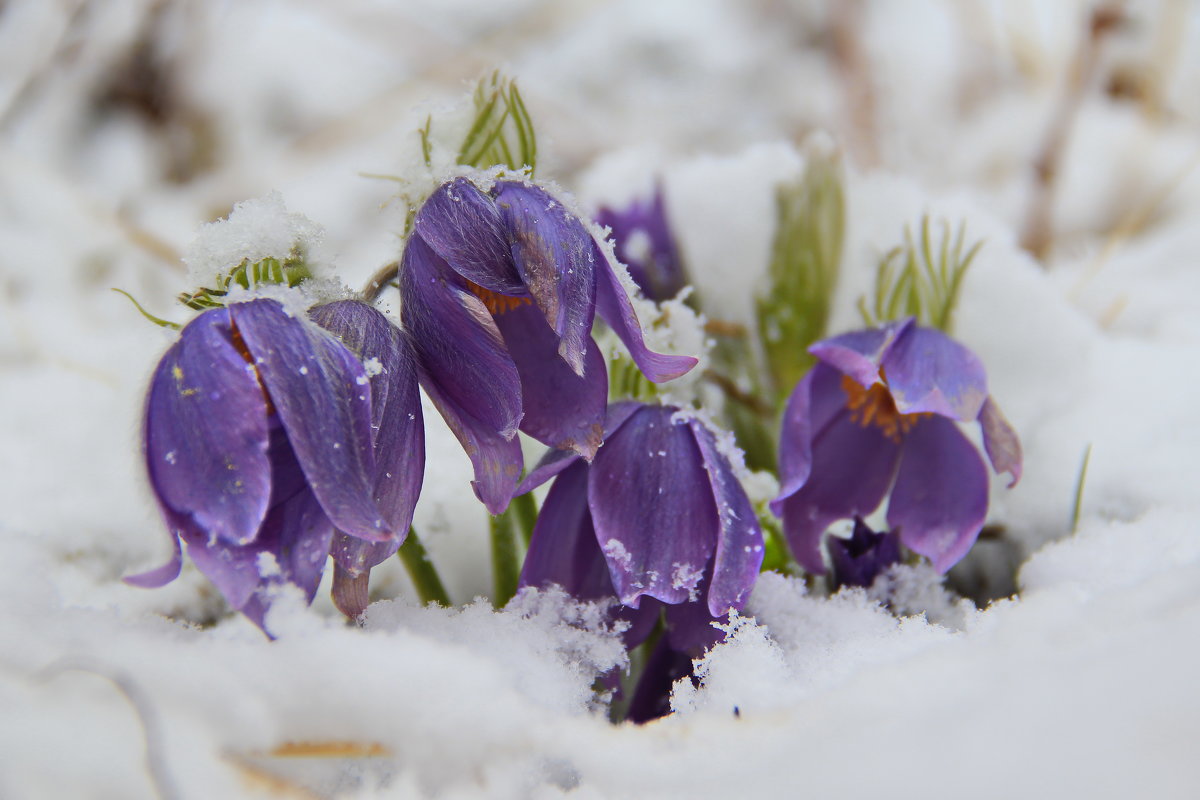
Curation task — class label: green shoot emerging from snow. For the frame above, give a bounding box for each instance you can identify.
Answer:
[858,216,983,334]
[419,71,538,175]
[179,253,313,311]
[756,151,845,404]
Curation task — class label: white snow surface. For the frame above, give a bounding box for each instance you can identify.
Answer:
[3,1,1200,797]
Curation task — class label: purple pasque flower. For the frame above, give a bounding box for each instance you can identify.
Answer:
[596,184,687,303]
[518,402,764,655]
[399,178,697,514]
[127,297,423,629]
[772,318,1022,575]
[828,518,902,591]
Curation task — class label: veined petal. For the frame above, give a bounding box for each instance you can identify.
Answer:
[420,370,523,515]
[887,415,989,573]
[519,459,615,600]
[310,301,425,573]
[776,408,902,573]
[230,300,391,543]
[882,325,988,420]
[176,424,335,621]
[664,583,727,655]
[414,177,525,295]
[687,418,763,616]
[978,395,1023,488]
[775,363,847,503]
[588,405,717,607]
[594,244,697,383]
[515,401,642,495]
[493,302,606,459]
[809,318,913,389]
[400,233,523,439]
[494,181,596,375]
[144,307,271,546]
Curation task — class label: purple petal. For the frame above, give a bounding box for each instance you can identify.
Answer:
[626,634,696,723]
[400,233,523,439]
[776,363,848,502]
[519,460,615,600]
[183,424,335,623]
[144,308,271,546]
[123,533,182,589]
[515,401,643,495]
[665,588,727,655]
[231,300,392,543]
[809,318,913,389]
[881,325,988,420]
[310,300,425,573]
[492,302,606,459]
[774,408,902,573]
[331,562,371,620]
[594,243,697,383]
[493,181,596,375]
[887,415,989,573]
[978,395,1023,488]
[588,405,717,607]
[414,178,525,295]
[687,418,763,616]
[596,184,686,304]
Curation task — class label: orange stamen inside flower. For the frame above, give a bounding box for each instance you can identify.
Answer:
[841,373,928,443]
[230,321,276,415]
[465,279,532,315]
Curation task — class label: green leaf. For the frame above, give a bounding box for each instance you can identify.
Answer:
[755,150,846,406]
[455,71,538,174]
[859,216,983,333]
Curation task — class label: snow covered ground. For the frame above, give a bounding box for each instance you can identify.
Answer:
[2,1,1200,797]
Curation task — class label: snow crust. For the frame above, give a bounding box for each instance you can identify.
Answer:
[3,0,1200,797]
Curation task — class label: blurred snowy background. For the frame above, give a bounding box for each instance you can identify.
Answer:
[2,0,1200,797]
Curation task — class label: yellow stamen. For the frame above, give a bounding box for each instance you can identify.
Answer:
[464,279,532,315]
[840,374,928,443]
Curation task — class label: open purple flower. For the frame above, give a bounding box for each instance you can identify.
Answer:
[127,297,423,629]
[828,518,902,591]
[596,184,688,303]
[518,402,764,655]
[772,318,1021,574]
[400,178,697,514]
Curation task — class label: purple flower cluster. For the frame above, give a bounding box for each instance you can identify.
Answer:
[130,176,1021,664]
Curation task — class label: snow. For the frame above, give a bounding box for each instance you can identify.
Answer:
[3,0,1200,797]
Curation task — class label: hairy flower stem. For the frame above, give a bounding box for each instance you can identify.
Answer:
[397,527,451,606]
[509,492,538,547]
[489,511,521,608]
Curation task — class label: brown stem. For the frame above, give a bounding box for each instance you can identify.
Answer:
[1020,3,1125,262]
[830,0,879,168]
[360,260,400,304]
[702,368,773,418]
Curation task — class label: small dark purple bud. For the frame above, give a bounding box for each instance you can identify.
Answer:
[828,519,902,590]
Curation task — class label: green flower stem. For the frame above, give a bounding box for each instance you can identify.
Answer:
[510,491,539,547]
[490,511,521,608]
[397,526,451,606]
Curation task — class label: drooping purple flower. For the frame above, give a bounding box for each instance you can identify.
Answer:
[518,402,764,656]
[828,518,902,591]
[596,184,688,303]
[772,318,1022,574]
[400,178,697,514]
[127,297,424,629]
